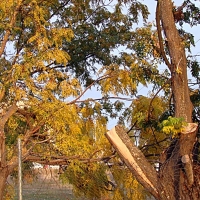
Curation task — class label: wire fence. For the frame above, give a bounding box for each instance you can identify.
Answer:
[5,138,153,200]
[7,164,77,200]
[5,134,200,200]
[7,163,155,200]
[5,139,81,200]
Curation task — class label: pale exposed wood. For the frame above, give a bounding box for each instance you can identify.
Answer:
[181,123,198,134]
[181,154,194,185]
[106,125,159,199]
[179,123,198,186]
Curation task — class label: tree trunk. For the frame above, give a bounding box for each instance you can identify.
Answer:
[159,0,193,122]
[158,124,199,200]
[159,0,198,199]
[0,127,8,200]
[0,167,9,200]
[106,1,200,199]
[0,104,18,199]
[106,125,200,200]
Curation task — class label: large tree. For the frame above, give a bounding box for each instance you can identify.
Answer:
[106,0,200,199]
[0,0,150,199]
[0,0,200,199]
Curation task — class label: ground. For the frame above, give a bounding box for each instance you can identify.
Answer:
[7,166,83,200]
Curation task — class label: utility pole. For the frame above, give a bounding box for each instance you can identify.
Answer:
[18,138,22,200]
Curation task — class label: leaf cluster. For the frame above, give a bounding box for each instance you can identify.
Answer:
[160,116,187,137]
[1,0,200,199]
[182,0,200,26]
[59,0,149,86]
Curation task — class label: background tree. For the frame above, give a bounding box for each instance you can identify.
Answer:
[1,0,200,199]
[0,0,150,199]
[106,0,200,199]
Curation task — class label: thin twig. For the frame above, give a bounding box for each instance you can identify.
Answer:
[148,78,171,121]
[67,73,113,105]
[127,120,138,134]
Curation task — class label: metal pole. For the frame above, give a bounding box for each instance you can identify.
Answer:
[18,138,22,200]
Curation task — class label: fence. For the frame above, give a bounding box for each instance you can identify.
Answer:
[7,139,77,200]
[8,164,78,200]
[6,139,156,200]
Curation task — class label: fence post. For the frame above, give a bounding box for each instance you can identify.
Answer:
[18,138,22,200]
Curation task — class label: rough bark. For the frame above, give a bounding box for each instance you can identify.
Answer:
[158,124,198,200]
[0,167,9,200]
[106,126,159,199]
[159,0,193,122]
[106,124,199,200]
[0,104,18,199]
[158,1,198,199]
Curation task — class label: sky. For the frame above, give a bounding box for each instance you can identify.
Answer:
[79,0,200,129]
[6,1,199,129]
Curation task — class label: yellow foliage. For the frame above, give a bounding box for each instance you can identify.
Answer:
[7,116,19,130]
[175,67,182,74]
[161,116,187,137]
[99,64,137,96]
[111,166,147,200]
[0,0,166,199]
[3,184,15,200]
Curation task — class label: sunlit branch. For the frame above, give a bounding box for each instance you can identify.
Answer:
[75,96,135,103]
[147,78,171,121]
[0,1,22,57]
[67,73,114,105]
[156,1,172,71]
[0,104,18,128]
[25,152,116,165]
[23,124,45,147]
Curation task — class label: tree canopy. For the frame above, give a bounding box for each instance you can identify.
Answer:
[0,0,200,199]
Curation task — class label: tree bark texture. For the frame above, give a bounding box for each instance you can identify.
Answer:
[0,167,9,200]
[158,124,199,200]
[106,125,200,200]
[156,0,198,199]
[159,0,193,122]
[106,126,159,199]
